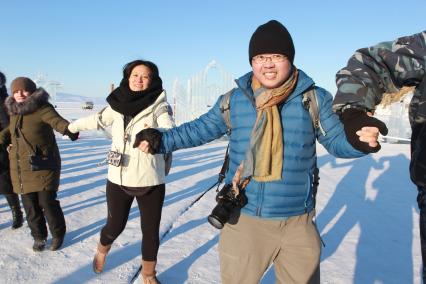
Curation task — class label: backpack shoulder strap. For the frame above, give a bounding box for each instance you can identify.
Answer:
[302,87,324,209]
[153,102,173,121]
[95,106,112,139]
[304,88,319,128]
[152,102,174,176]
[212,88,236,186]
[302,87,326,136]
[220,88,236,135]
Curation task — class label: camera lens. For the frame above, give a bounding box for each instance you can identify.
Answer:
[208,204,231,229]
[208,215,224,229]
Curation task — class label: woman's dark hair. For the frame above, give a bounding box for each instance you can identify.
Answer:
[0,72,7,99]
[0,86,7,99]
[122,60,160,80]
[0,71,6,88]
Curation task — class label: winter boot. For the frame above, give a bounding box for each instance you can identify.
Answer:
[92,243,111,274]
[142,260,161,284]
[5,194,24,229]
[33,239,47,252]
[50,235,65,251]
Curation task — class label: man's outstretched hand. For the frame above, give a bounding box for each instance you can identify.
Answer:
[133,128,163,154]
[341,108,388,153]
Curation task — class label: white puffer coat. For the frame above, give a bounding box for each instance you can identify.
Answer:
[69,91,174,187]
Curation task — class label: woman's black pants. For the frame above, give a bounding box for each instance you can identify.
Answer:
[100,181,165,261]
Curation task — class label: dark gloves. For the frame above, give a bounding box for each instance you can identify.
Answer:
[64,129,79,141]
[132,128,163,154]
[341,108,388,153]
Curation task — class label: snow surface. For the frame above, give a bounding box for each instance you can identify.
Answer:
[0,104,421,284]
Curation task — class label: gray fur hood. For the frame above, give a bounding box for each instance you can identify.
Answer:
[5,88,50,115]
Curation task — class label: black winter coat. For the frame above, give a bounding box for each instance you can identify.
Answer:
[0,89,69,194]
[0,95,13,195]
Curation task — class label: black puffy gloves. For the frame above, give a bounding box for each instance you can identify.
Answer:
[341,108,388,153]
[133,128,163,154]
[64,129,79,141]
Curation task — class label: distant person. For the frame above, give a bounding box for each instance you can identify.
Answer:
[67,59,174,283]
[0,77,78,251]
[332,31,426,281]
[0,71,23,230]
[133,20,382,283]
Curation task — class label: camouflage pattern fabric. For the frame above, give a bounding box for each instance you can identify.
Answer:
[333,31,426,114]
[333,30,426,282]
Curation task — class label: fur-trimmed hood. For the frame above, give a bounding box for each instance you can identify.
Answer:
[5,88,50,115]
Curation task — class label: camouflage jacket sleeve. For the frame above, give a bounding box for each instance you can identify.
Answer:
[333,31,426,114]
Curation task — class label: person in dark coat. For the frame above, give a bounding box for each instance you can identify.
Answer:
[332,31,426,281]
[0,77,78,251]
[0,71,24,230]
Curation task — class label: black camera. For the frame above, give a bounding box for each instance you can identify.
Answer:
[208,183,248,229]
[29,154,58,171]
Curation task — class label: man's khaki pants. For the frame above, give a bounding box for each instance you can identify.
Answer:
[219,211,321,284]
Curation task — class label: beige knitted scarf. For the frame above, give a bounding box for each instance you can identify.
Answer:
[233,68,299,189]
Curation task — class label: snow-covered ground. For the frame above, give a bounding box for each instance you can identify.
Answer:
[0,104,421,283]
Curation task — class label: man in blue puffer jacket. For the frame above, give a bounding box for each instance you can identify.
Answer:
[134,20,384,284]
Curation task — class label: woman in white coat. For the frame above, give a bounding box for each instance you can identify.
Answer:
[68,60,174,284]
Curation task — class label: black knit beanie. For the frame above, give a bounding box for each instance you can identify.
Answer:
[249,20,295,65]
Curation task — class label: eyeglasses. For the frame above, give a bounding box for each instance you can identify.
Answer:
[252,54,287,64]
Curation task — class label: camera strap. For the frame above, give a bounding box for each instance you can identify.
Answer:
[218,145,230,185]
[118,116,136,187]
[201,144,230,193]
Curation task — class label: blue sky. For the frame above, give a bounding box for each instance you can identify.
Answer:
[1,0,425,98]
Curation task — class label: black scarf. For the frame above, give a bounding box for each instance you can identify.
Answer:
[106,77,163,117]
